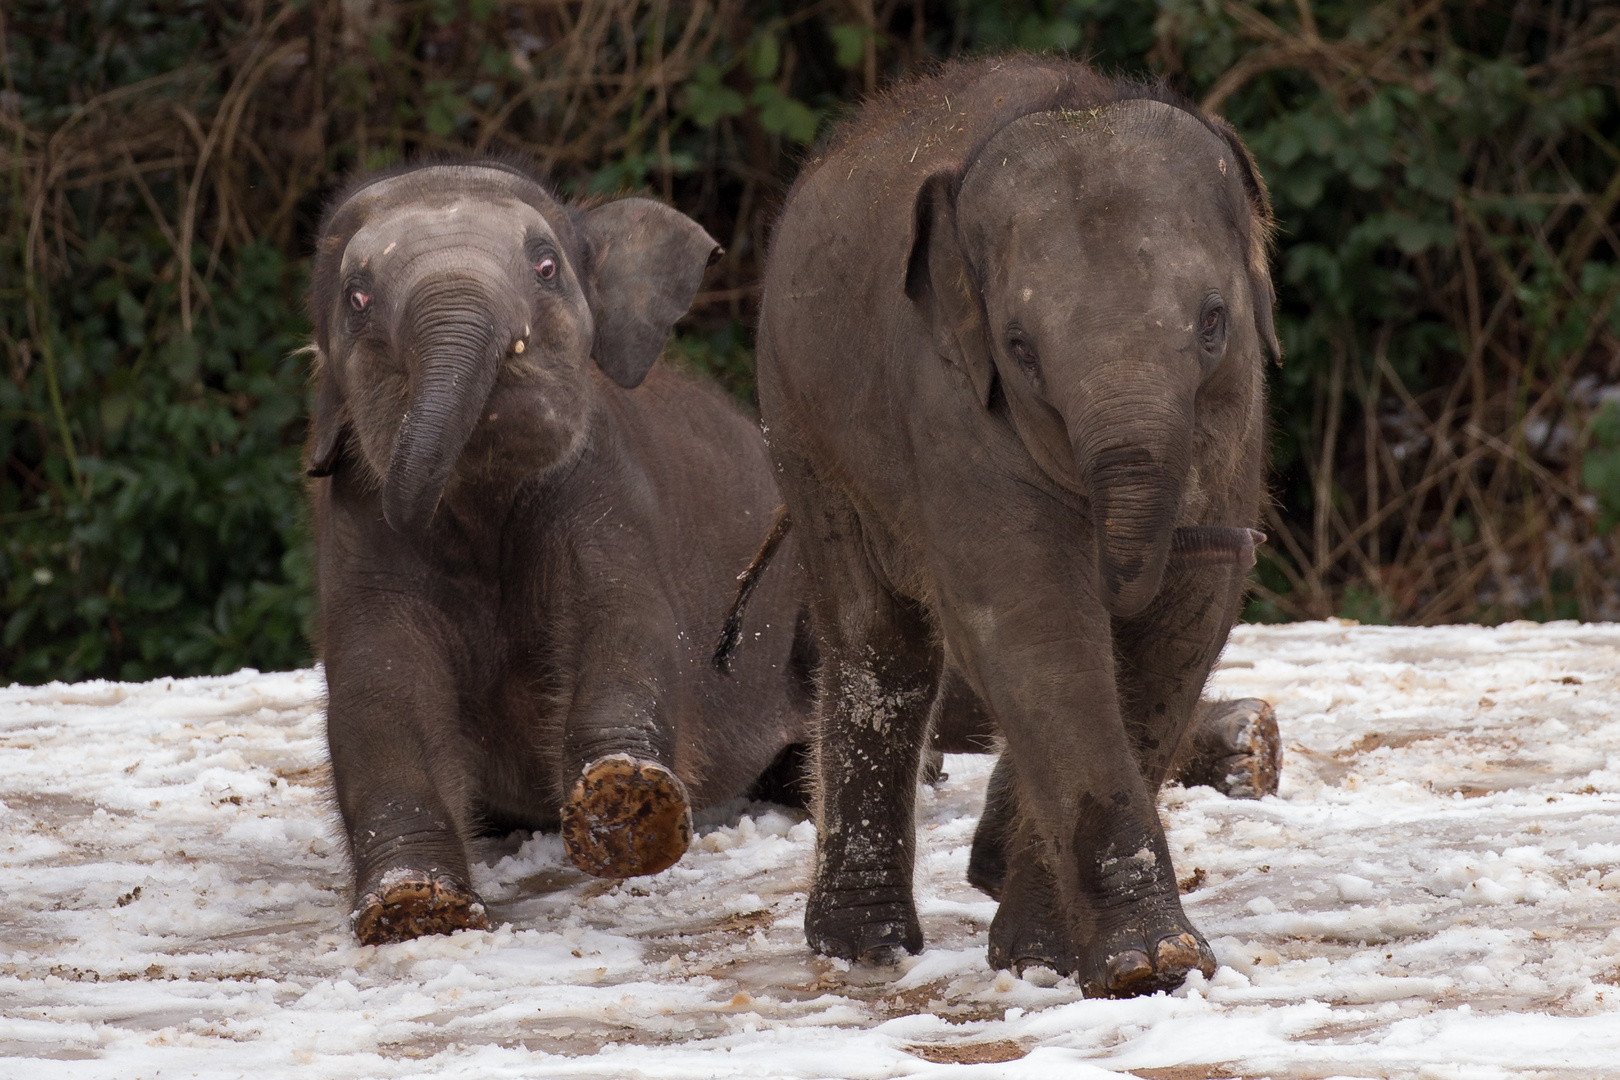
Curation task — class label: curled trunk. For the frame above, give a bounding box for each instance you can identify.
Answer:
[1078,417,1192,619]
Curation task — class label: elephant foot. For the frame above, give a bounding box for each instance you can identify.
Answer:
[1078,905,1216,998]
[561,755,693,878]
[353,871,489,945]
[987,852,1071,977]
[1173,698,1281,799]
[805,872,923,966]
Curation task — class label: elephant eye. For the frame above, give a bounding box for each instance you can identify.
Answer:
[535,257,557,281]
[1008,333,1039,374]
[349,289,371,312]
[1198,294,1227,358]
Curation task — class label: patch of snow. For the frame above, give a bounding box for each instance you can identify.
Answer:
[3,624,1620,1076]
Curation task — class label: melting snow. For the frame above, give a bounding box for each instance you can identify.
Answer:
[3,621,1620,1078]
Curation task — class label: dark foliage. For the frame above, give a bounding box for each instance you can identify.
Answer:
[2,1,1617,682]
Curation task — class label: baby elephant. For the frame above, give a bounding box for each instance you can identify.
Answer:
[757,60,1278,996]
[306,162,808,944]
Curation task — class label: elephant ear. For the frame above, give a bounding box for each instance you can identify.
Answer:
[905,171,995,408]
[306,352,350,478]
[584,197,721,389]
[1208,116,1282,363]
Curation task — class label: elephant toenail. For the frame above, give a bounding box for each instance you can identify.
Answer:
[1105,948,1154,989]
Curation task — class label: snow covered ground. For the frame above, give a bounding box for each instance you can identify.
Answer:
[3,621,1620,1079]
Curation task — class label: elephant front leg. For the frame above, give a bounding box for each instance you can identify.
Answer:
[560,753,692,879]
[950,606,1213,995]
[347,794,488,946]
[327,651,488,945]
[557,627,692,879]
[972,735,1213,992]
[1066,787,1215,996]
[1022,561,1255,991]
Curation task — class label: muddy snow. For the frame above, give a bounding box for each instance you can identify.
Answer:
[3,620,1620,1079]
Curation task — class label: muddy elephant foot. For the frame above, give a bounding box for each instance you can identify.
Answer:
[561,755,693,878]
[353,871,489,945]
[1172,698,1281,799]
[987,852,1071,977]
[1078,906,1216,998]
[805,873,923,966]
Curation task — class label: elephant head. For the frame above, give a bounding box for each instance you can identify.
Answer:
[905,98,1277,617]
[306,163,719,534]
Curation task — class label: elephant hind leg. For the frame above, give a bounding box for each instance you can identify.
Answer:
[784,465,939,966]
[966,749,1015,900]
[1170,698,1281,798]
[986,814,1071,977]
[747,741,813,808]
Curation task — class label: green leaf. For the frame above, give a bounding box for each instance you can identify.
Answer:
[684,64,745,128]
[748,33,780,80]
[750,85,818,144]
[830,24,871,69]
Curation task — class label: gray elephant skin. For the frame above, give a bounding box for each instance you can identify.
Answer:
[306,162,809,945]
[756,59,1278,997]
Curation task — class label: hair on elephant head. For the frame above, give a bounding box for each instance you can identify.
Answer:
[306,160,720,535]
[904,95,1278,618]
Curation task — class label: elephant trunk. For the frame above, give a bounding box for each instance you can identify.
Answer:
[1076,403,1193,620]
[381,290,502,535]
[1170,526,1266,569]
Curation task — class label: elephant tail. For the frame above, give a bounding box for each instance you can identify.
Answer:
[713,503,794,675]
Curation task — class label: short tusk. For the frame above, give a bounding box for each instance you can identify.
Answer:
[513,339,525,354]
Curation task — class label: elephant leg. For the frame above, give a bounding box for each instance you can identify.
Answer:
[1031,563,1255,990]
[966,748,1015,900]
[1171,698,1281,798]
[1113,563,1250,794]
[558,604,692,879]
[971,742,1208,993]
[939,575,1210,996]
[787,478,939,965]
[805,619,938,964]
[327,636,488,946]
[986,810,1072,976]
